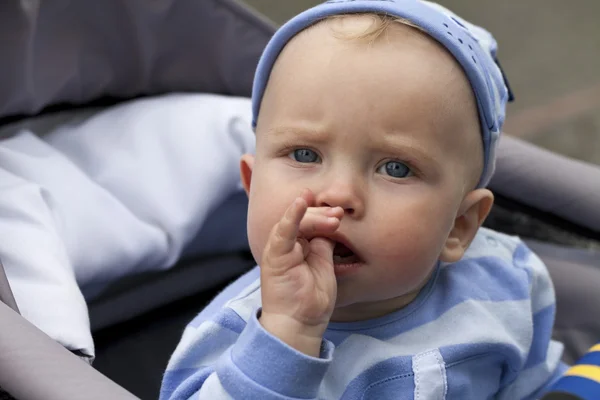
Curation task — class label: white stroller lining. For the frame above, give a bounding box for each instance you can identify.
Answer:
[0,167,91,355]
[0,93,255,358]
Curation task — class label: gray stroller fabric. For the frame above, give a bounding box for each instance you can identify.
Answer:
[0,264,20,400]
[0,301,138,400]
[490,135,600,237]
[526,240,600,364]
[0,0,274,125]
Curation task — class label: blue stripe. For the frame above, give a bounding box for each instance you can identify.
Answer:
[444,350,505,399]
[441,342,522,369]
[212,307,247,334]
[440,342,522,388]
[328,255,530,341]
[523,362,570,400]
[513,243,535,278]
[160,368,212,400]
[341,356,414,400]
[217,347,321,400]
[549,375,600,400]
[524,304,555,369]
[578,351,600,367]
[444,256,531,302]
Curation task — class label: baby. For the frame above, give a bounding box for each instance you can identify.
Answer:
[161,1,566,399]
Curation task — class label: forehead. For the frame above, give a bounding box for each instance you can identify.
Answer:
[257,14,479,154]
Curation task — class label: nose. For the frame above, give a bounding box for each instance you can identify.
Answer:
[314,177,365,218]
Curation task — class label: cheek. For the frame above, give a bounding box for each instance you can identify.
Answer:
[367,198,454,280]
[245,166,297,265]
[370,227,442,295]
[383,228,441,273]
[246,195,280,266]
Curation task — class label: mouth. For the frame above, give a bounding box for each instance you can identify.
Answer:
[329,235,364,277]
[333,241,361,265]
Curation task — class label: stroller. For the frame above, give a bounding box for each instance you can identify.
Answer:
[0,0,599,399]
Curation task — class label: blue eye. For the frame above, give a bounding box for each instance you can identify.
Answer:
[290,149,320,163]
[378,161,412,178]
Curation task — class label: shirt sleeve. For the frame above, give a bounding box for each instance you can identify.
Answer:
[160,305,334,400]
[496,242,568,400]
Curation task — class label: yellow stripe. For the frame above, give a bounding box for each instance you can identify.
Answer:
[564,365,600,384]
[589,344,600,353]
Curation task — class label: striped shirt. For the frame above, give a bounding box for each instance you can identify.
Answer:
[161,228,567,399]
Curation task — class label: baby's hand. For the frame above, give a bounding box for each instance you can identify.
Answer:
[259,189,343,357]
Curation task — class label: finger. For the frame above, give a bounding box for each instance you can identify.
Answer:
[298,212,340,238]
[299,188,343,218]
[305,206,344,218]
[307,237,336,268]
[299,188,315,207]
[269,196,308,256]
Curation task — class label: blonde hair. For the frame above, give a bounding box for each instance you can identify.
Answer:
[325,13,426,42]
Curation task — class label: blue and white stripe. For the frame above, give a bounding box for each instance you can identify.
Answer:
[161,228,565,399]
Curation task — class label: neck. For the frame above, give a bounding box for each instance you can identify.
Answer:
[330,288,422,323]
[330,262,440,323]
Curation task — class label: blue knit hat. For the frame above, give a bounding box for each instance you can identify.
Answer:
[251,0,514,187]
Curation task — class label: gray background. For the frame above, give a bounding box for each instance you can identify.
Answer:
[242,0,600,166]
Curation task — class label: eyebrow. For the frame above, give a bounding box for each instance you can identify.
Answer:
[265,126,331,143]
[374,134,441,172]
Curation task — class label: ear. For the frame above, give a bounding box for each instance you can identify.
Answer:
[439,189,494,263]
[240,154,255,196]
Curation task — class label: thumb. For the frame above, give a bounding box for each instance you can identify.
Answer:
[308,237,335,265]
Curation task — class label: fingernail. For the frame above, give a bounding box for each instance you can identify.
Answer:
[327,217,339,224]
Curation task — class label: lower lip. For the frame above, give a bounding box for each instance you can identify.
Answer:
[333,261,363,277]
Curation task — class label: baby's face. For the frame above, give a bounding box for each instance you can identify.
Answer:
[244,16,483,321]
